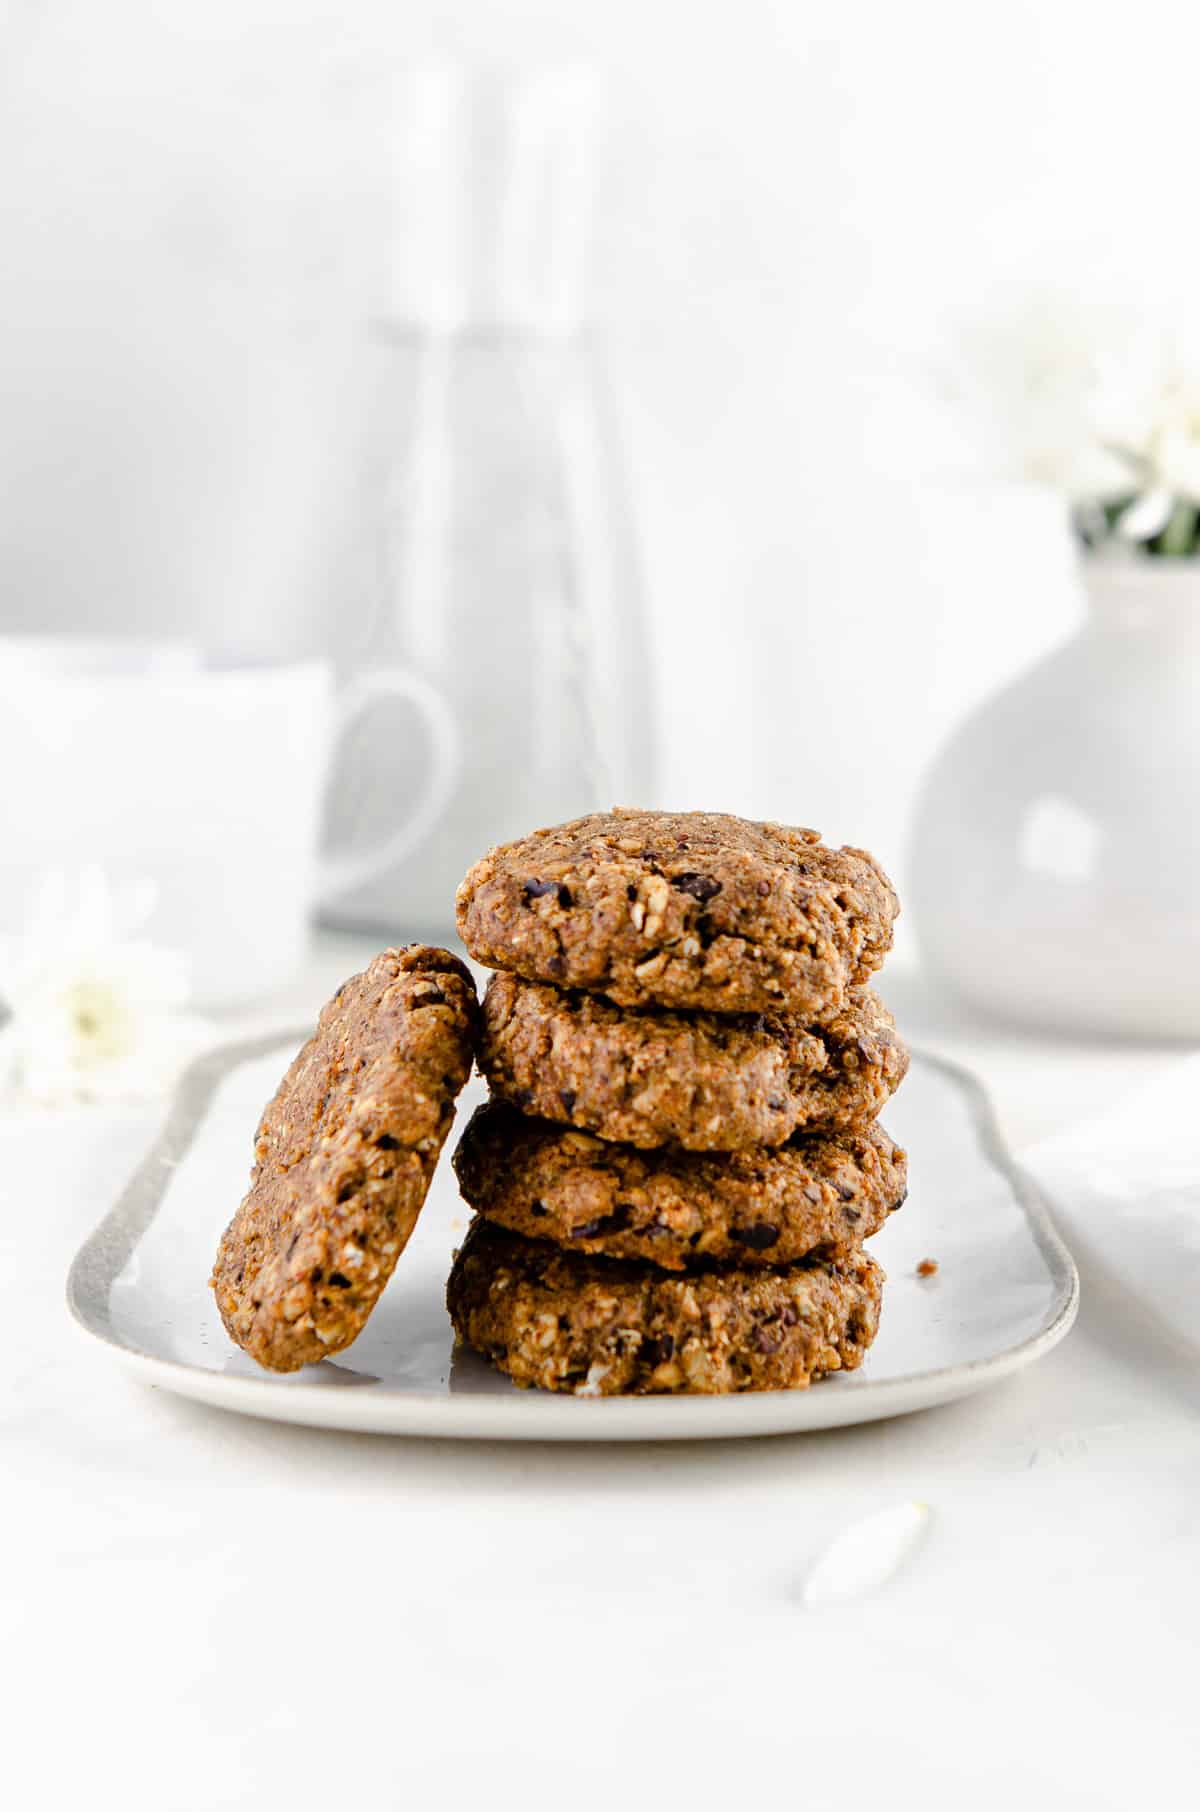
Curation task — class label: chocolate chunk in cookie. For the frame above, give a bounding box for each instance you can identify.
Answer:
[446,1217,884,1395]
[478,973,908,1149]
[211,946,478,1372]
[452,1100,906,1269]
[456,809,898,1018]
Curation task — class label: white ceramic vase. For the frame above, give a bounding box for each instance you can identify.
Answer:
[909,556,1200,1038]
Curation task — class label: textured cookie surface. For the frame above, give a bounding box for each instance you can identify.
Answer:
[453,1100,906,1269]
[211,946,477,1372]
[447,1218,884,1395]
[479,973,908,1149]
[456,808,899,1017]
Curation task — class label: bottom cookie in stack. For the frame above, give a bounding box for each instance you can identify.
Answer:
[447,1104,907,1396]
[446,1218,885,1396]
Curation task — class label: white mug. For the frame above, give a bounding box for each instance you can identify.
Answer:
[0,639,458,1007]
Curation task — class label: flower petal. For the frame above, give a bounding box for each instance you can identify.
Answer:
[1116,487,1174,542]
[802,1501,932,1607]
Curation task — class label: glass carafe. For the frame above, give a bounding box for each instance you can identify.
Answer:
[321,68,655,937]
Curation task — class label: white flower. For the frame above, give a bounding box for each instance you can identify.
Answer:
[1093,329,1200,533]
[950,292,1200,541]
[948,291,1137,497]
[1143,385,1200,502]
[0,868,210,1106]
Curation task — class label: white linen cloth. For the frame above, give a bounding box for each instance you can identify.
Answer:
[1024,1055,1200,1364]
[5,979,1199,1812]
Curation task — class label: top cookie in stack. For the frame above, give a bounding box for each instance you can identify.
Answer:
[450,809,908,1396]
[455,808,898,1018]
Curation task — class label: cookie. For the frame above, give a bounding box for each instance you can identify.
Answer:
[456,808,898,1017]
[478,973,908,1149]
[446,1217,884,1395]
[211,946,478,1372]
[452,1100,907,1269]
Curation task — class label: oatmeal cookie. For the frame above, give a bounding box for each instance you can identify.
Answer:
[211,946,478,1372]
[478,973,908,1148]
[455,808,898,1017]
[452,1100,906,1268]
[446,1217,884,1395]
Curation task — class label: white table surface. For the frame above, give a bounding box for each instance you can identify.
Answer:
[6,934,1198,1811]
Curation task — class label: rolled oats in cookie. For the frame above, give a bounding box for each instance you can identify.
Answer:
[211,945,478,1373]
[446,1217,885,1395]
[802,988,911,1134]
[479,973,908,1149]
[455,808,899,1017]
[453,1099,907,1269]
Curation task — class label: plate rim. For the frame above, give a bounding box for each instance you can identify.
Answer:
[65,1031,1080,1442]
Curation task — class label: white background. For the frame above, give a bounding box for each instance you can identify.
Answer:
[1,0,1196,880]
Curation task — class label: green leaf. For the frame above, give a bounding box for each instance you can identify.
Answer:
[1159,500,1198,557]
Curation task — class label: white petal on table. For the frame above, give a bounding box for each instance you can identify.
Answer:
[802,1501,932,1607]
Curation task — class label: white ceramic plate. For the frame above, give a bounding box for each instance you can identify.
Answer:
[67,1037,1078,1441]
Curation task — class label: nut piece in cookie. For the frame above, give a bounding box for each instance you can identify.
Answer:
[446,1217,885,1395]
[479,972,909,1150]
[456,808,899,1018]
[453,1099,907,1269]
[211,946,478,1373]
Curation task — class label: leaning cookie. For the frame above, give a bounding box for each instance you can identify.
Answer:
[453,1100,906,1269]
[456,808,899,1017]
[211,946,478,1372]
[447,1217,884,1395]
[479,973,908,1149]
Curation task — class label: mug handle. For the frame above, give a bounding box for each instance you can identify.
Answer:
[314,668,460,908]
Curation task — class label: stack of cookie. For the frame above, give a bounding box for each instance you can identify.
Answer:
[448,809,909,1396]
